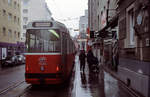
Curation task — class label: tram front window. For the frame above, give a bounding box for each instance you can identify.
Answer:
[26,29,60,53]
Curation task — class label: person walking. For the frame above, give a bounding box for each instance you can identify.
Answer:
[87,49,99,72]
[87,49,94,69]
[79,50,86,72]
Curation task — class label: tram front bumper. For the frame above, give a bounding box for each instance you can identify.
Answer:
[25,73,63,84]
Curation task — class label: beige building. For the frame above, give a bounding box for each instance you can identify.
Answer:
[0,0,22,60]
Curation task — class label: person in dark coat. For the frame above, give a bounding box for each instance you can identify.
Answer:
[79,50,86,72]
[87,49,94,69]
[87,49,99,72]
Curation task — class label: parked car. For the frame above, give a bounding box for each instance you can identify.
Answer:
[1,56,17,67]
[16,54,25,64]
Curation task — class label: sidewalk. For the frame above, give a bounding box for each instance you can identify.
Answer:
[101,64,145,97]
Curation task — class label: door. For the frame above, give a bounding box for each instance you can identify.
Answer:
[61,32,67,78]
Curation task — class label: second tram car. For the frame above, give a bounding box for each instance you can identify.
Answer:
[25,20,75,84]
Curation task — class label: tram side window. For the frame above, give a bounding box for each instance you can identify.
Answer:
[29,34,35,51]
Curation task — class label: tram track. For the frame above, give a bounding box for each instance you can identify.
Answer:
[0,81,25,95]
[17,85,32,97]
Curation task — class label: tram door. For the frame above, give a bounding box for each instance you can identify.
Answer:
[61,32,67,77]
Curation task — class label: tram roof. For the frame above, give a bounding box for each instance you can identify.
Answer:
[26,20,69,33]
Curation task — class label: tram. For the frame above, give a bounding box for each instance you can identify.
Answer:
[25,20,75,84]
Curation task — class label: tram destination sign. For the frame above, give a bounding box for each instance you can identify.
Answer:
[33,22,53,27]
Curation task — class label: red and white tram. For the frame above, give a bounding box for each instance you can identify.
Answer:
[25,20,75,84]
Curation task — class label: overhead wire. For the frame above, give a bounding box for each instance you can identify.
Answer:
[52,0,64,20]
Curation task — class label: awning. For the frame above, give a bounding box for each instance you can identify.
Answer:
[98,15,118,38]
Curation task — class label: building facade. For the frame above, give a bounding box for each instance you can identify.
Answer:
[79,10,88,51]
[0,0,22,61]
[21,0,52,42]
[88,0,150,96]
[88,0,97,32]
[118,0,150,97]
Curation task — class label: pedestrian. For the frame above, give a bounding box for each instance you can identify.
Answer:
[87,49,94,69]
[79,50,86,72]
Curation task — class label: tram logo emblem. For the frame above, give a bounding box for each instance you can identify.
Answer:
[38,57,47,65]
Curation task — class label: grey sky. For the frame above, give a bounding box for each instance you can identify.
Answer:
[45,0,88,36]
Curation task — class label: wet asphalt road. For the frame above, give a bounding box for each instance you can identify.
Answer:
[0,55,135,97]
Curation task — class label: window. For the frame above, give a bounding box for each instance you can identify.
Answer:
[14,16,16,22]
[18,4,19,8]
[23,0,29,6]
[129,9,135,45]
[26,29,61,53]
[126,3,136,48]
[8,0,12,5]
[23,25,27,29]
[3,9,6,16]
[23,17,28,24]
[8,13,12,21]
[18,32,20,38]
[18,18,20,24]
[14,1,17,8]
[8,29,12,37]
[2,27,6,36]
[23,33,26,37]
[14,31,16,38]
[23,9,28,14]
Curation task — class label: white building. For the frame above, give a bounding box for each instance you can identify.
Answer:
[21,0,52,42]
[78,10,88,51]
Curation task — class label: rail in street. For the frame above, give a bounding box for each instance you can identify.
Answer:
[0,81,25,95]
